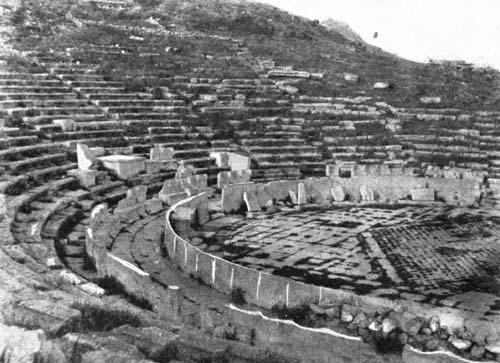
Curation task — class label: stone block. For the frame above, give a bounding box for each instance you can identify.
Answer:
[127,185,147,204]
[171,207,196,235]
[145,160,176,174]
[150,145,174,161]
[68,169,102,188]
[210,151,229,168]
[255,185,272,207]
[221,182,255,213]
[145,198,163,214]
[226,152,251,171]
[360,185,375,201]
[410,188,435,201]
[99,155,146,179]
[159,191,188,205]
[297,183,307,205]
[195,196,210,225]
[217,169,252,189]
[267,180,298,200]
[53,118,75,132]
[175,162,195,179]
[331,185,346,202]
[289,190,298,204]
[305,178,330,203]
[244,190,261,212]
[77,143,96,171]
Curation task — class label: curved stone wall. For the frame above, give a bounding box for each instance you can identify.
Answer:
[164,188,500,361]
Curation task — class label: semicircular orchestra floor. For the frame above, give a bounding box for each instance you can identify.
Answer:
[198,204,500,311]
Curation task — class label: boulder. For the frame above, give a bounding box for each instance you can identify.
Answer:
[340,309,353,323]
[382,317,399,334]
[0,324,64,363]
[471,345,485,359]
[429,316,440,333]
[352,312,370,328]
[485,340,500,354]
[449,337,472,350]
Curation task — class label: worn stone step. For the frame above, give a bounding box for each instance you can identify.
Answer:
[5,153,67,171]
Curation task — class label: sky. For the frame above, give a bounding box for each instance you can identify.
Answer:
[255,0,500,70]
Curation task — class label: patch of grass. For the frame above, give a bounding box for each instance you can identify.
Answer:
[93,275,153,311]
[70,302,142,333]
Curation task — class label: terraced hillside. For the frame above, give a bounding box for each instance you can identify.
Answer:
[2,1,500,362]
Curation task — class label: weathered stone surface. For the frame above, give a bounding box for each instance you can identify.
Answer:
[340,309,354,323]
[226,152,251,171]
[297,183,307,205]
[410,188,435,201]
[68,169,101,188]
[53,118,75,132]
[360,185,374,201]
[159,175,208,204]
[449,337,472,350]
[60,269,82,285]
[352,312,370,328]
[99,155,146,179]
[382,317,399,334]
[150,145,174,161]
[485,340,500,354]
[289,190,298,204]
[0,324,65,363]
[80,282,106,297]
[243,191,261,212]
[470,345,485,358]
[429,316,440,333]
[77,143,96,171]
[331,186,346,202]
[217,170,252,189]
[145,160,176,174]
[369,321,382,331]
[175,162,194,179]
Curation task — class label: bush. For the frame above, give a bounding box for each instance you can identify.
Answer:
[270,302,315,327]
[93,275,153,310]
[230,287,246,306]
[124,77,147,92]
[4,113,24,128]
[151,86,164,100]
[70,302,142,332]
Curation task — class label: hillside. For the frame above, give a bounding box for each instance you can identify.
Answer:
[321,18,366,45]
[6,0,500,110]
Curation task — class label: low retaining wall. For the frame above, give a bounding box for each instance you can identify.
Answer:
[330,176,481,205]
[220,175,481,213]
[86,203,181,318]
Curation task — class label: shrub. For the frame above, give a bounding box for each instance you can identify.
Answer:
[93,275,153,310]
[230,287,246,306]
[270,302,315,327]
[151,86,164,100]
[70,302,142,332]
[124,77,147,92]
[4,113,24,128]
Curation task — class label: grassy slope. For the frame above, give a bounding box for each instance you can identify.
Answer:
[7,0,500,110]
[149,0,500,110]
